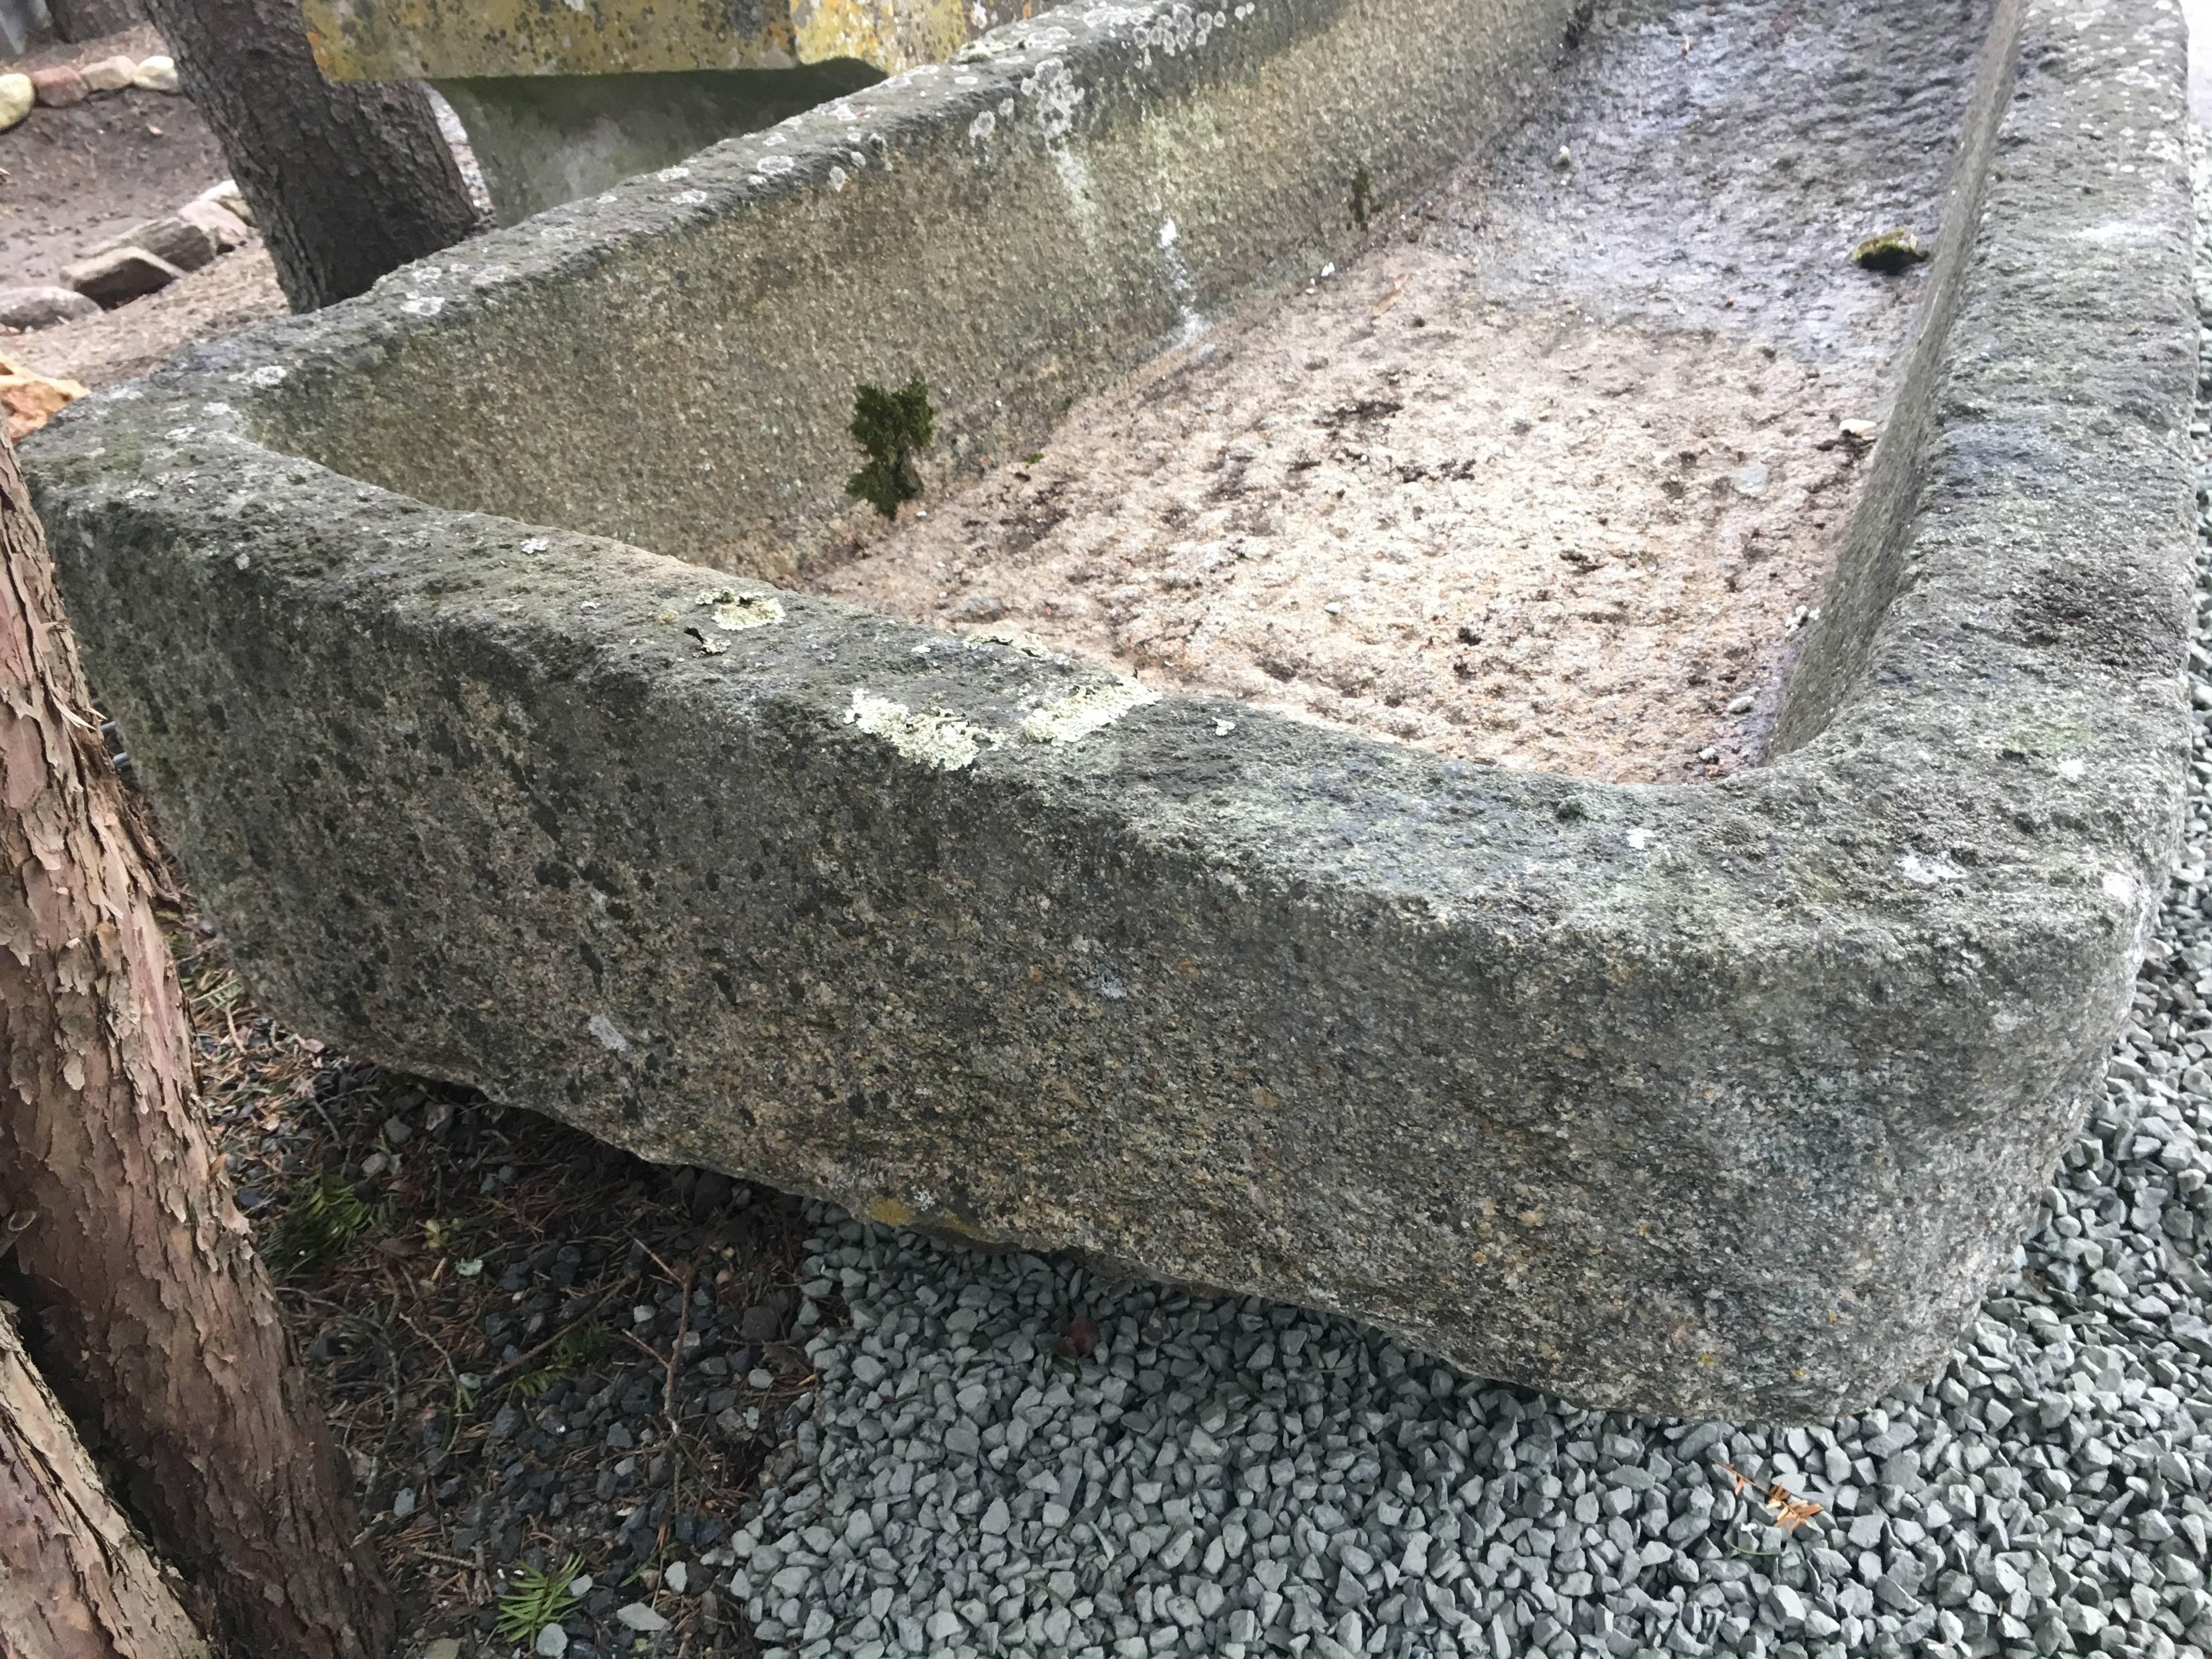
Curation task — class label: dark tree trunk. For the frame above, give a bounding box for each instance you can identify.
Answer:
[46,0,142,42]
[0,433,397,1659]
[138,0,478,311]
[0,1302,208,1659]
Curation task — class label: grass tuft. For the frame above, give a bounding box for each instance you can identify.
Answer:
[496,1553,586,1644]
[267,1171,389,1277]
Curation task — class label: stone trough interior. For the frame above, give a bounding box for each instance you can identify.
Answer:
[253,0,1994,786]
[25,0,2199,1419]
[815,0,1990,783]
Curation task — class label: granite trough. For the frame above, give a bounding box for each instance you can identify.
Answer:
[20,0,2200,1418]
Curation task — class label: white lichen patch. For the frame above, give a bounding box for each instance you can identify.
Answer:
[694,588,785,630]
[1019,678,1161,744]
[844,690,1003,771]
[1899,853,1967,886]
[1022,58,1084,142]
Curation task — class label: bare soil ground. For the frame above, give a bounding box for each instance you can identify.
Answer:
[0,24,288,387]
[9,241,285,385]
[1,25,233,286]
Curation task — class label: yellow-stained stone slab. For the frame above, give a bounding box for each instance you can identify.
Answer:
[302,0,1016,81]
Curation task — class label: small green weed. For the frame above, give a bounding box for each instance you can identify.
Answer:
[1850,227,1929,274]
[845,377,935,519]
[267,1173,391,1277]
[514,1318,619,1398]
[496,1554,586,1644]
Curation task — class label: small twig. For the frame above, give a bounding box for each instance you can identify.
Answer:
[663,1262,693,1420]
[662,1260,695,1563]
[481,1270,640,1389]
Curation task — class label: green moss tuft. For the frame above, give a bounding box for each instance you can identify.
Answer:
[845,377,936,518]
[1850,227,1930,274]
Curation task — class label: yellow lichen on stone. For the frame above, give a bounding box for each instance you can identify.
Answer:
[304,0,982,80]
[793,0,973,76]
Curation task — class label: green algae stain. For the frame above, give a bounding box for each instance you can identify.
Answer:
[845,377,936,519]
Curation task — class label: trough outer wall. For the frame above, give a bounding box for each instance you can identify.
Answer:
[22,0,2201,1420]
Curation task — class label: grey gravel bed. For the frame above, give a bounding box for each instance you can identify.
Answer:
[697,172,2212,1659]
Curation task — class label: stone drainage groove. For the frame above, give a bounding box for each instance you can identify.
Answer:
[21,0,2199,1420]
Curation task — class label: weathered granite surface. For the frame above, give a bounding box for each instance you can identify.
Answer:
[22,0,2199,1418]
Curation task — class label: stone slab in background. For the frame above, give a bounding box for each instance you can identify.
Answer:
[91,215,217,273]
[0,286,100,330]
[195,179,250,227]
[174,198,247,252]
[60,246,180,306]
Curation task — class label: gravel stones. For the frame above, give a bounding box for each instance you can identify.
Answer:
[29,66,87,109]
[7,54,182,115]
[78,55,138,94]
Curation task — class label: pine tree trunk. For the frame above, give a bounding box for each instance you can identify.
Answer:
[46,0,142,42]
[0,1302,208,1659]
[138,0,477,311]
[0,433,396,1658]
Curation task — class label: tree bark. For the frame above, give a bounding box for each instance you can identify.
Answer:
[137,0,477,312]
[0,1301,208,1659]
[46,0,142,42]
[0,433,396,1659]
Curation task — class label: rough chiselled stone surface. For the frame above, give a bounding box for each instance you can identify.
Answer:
[21,0,2198,1418]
